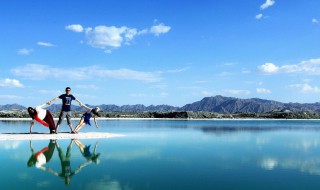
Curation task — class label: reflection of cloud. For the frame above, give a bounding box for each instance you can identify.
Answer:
[0,141,21,150]
[106,148,159,161]
[84,176,124,190]
[281,158,320,176]
[288,139,320,151]
[36,181,52,188]
[260,158,278,170]
[256,137,270,145]
[18,173,33,181]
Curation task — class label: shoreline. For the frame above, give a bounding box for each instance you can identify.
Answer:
[0,132,126,141]
[1,117,320,121]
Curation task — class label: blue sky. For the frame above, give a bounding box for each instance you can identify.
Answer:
[1,0,320,107]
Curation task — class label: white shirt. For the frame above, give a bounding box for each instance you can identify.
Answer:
[32,104,47,121]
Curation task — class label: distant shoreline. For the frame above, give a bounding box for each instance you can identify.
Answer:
[1,117,320,121]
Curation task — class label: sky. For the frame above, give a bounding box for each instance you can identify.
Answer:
[1,0,320,107]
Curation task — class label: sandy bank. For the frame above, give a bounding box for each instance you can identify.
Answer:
[0,132,125,141]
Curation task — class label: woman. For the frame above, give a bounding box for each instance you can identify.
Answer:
[28,103,56,134]
[73,106,100,133]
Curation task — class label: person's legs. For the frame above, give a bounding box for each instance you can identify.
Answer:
[44,110,56,134]
[66,111,74,133]
[74,122,85,133]
[56,111,67,133]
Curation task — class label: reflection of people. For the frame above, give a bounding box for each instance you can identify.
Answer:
[73,106,100,133]
[74,139,101,164]
[27,104,56,134]
[47,87,84,133]
[27,140,56,169]
[46,140,92,185]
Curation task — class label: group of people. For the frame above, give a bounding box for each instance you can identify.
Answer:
[27,87,100,134]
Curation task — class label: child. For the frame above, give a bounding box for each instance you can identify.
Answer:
[73,106,100,133]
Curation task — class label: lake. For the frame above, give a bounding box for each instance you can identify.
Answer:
[1,119,320,190]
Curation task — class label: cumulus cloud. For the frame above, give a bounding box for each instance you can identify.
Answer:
[260,0,275,10]
[149,23,171,36]
[65,24,84,32]
[37,42,54,47]
[312,18,319,24]
[256,88,271,94]
[65,21,170,52]
[11,64,161,83]
[0,94,23,99]
[222,89,251,95]
[0,78,24,88]
[85,25,136,48]
[17,48,33,55]
[255,14,263,20]
[288,83,320,93]
[258,63,279,73]
[258,58,320,75]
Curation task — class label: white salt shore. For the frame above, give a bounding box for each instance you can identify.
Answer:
[0,132,125,141]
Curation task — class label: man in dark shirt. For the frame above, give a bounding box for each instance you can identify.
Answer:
[47,87,85,133]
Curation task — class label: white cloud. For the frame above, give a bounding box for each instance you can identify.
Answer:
[256,88,271,94]
[37,42,54,47]
[149,23,171,36]
[0,78,24,88]
[65,24,84,32]
[255,14,263,20]
[258,63,279,73]
[260,0,275,10]
[288,83,320,93]
[312,18,319,24]
[216,72,232,77]
[0,94,23,99]
[85,25,141,50]
[75,84,98,90]
[17,48,33,55]
[201,90,214,96]
[66,22,170,52]
[11,64,161,83]
[222,89,251,95]
[258,58,320,75]
[130,93,148,97]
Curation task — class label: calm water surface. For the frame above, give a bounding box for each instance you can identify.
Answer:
[1,119,320,190]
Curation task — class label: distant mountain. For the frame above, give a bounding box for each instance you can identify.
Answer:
[180,95,320,113]
[1,95,320,113]
[180,96,283,113]
[0,104,26,111]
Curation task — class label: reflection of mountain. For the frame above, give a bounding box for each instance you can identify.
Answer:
[200,126,320,133]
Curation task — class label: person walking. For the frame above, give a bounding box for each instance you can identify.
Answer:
[28,103,56,134]
[47,87,85,133]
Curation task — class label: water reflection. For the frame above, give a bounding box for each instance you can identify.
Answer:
[26,139,101,185]
[27,140,56,169]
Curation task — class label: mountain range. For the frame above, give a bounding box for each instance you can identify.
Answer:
[2,95,320,113]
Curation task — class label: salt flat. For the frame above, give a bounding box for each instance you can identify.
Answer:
[0,132,125,140]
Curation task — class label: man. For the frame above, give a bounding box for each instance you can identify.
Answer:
[47,87,84,133]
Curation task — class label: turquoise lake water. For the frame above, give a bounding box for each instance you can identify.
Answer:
[1,119,320,189]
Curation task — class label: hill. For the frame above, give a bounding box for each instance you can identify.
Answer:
[1,95,320,113]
